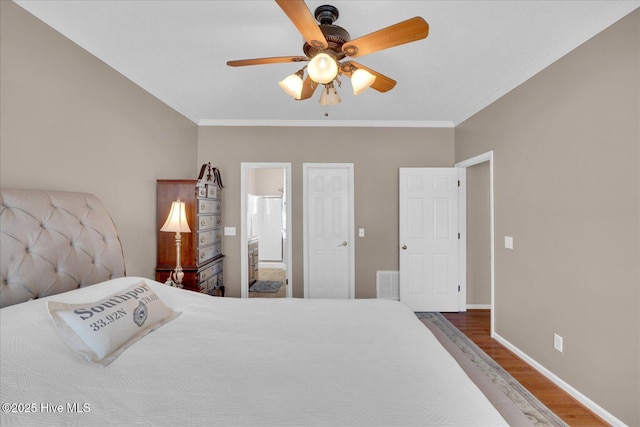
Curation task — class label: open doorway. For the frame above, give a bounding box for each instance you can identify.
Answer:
[455,152,495,336]
[241,163,292,298]
[465,162,491,309]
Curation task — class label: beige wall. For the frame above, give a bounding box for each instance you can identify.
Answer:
[248,168,284,196]
[456,10,640,426]
[0,1,198,278]
[198,126,454,298]
[465,162,491,305]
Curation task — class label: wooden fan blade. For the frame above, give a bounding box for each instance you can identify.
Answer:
[341,62,396,93]
[276,0,328,49]
[297,75,317,100]
[342,17,429,58]
[227,56,308,67]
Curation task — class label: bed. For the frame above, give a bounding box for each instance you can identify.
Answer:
[0,188,507,426]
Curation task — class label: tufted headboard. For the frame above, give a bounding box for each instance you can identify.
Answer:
[0,188,126,307]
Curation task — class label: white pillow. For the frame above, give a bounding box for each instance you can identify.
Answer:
[48,280,181,366]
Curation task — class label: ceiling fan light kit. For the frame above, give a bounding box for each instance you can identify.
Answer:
[307,52,338,84]
[227,1,429,111]
[319,82,341,106]
[278,69,305,99]
[351,68,376,95]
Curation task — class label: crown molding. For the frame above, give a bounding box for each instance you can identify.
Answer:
[198,119,454,128]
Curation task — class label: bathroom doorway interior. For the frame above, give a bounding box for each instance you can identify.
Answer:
[241,163,292,298]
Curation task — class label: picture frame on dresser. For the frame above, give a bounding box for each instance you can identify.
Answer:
[156,163,225,296]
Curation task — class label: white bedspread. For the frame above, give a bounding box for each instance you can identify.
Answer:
[0,277,507,426]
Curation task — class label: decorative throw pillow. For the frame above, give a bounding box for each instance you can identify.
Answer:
[48,281,181,366]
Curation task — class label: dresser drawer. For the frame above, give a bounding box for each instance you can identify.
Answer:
[198,215,217,230]
[207,185,221,199]
[207,272,224,295]
[213,229,222,245]
[198,280,209,293]
[211,258,223,274]
[208,274,218,290]
[199,214,222,230]
[198,243,222,264]
[198,245,214,264]
[198,230,214,247]
[198,263,215,283]
[212,242,222,258]
[207,260,223,296]
[198,199,222,214]
[217,271,223,288]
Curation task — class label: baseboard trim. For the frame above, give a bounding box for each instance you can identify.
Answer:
[466,304,491,309]
[258,261,285,269]
[492,332,627,427]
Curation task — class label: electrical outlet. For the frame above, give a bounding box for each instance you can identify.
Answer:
[554,333,563,353]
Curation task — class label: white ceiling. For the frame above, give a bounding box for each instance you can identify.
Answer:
[14,1,639,127]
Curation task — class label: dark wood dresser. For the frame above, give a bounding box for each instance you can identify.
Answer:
[156,163,224,296]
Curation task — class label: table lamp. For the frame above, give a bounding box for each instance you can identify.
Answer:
[160,198,191,287]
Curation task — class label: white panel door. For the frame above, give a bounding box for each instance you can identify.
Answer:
[304,164,354,299]
[399,168,460,311]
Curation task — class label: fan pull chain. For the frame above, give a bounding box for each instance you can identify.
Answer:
[324,85,330,116]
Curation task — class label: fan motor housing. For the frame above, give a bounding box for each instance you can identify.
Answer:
[303,24,351,60]
[303,5,350,60]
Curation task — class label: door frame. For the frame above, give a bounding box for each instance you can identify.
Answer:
[240,162,292,298]
[455,151,495,337]
[458,167,467,311]
[303,163,355,298]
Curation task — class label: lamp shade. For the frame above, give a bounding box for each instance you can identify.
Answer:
[278,72,304,99]
[319,83,341,105]
[351,68,376,95]
[307,53,338,84]
[160,200,191,233]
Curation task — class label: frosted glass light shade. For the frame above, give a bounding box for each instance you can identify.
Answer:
[279,72,304,99]
[351,69,376,95]
[307,53,338,84]
[160,200,191,233]
[319,84,341,105]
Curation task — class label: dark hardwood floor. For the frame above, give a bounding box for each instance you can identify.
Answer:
[442,310,609,427]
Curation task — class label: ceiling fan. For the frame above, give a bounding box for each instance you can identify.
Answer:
[227,1,429,106]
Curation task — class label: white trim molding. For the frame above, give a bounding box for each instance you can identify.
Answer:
[493,333,628,427]
[199,119,455,128]
[466,304,491,310]
[457,167,467,312]
[455,151,495,336]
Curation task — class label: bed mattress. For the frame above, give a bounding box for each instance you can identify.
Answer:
[0,277,506,426]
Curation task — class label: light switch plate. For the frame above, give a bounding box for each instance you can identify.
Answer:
[504,236,513,249]
[554,333,563,352]
[224,227,236,236]
[359,228,365,237]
